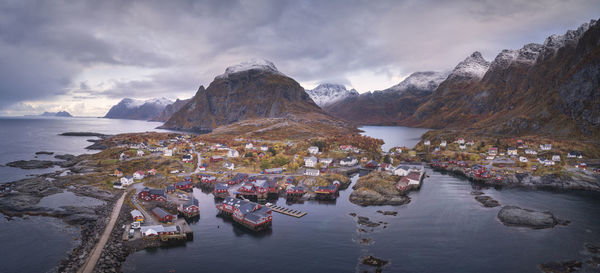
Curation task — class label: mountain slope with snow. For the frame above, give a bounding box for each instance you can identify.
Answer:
[305,83,359,107]
[104,97,173,120]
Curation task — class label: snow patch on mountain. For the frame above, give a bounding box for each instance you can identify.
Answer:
[305,83,359,107]
[544,19,597,52]
[446,51,490,81]
[216,59,283,79]
[490,43,544,70]
[122,97,173,109]
[386,71,450,93]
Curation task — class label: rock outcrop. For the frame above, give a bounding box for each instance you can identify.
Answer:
[497,206,567,229]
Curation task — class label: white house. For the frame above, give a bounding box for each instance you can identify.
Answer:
[440,140,447,148]
[540,144,552,151]
[542,159,555,166]
[466,140,475,146]
[304,168,320,176]
[393,165,411,176]
[319,158,333,166]
[119,152,128,161]
[457,138,465,144]
[133,171,145,180]
[304,156,318,168]
[507,148,518,156]
[307,146,319,155]
[459,144,466,150]
[525,149,538,155]
[395,147,403,154]
[223,161,235,170]
[552,155,561,162]
[136,150,144,157]
[394,164,424,176]
[340,156,358,166]
[486,155,495,160]
[424,140,431,146]
[164,149,173,157]
[120,176,134,186]
[112,182,123,189]
[519,156,528,162]
[227,149,240,158]
[260,146,269,152]
[245,143,254,149]
[567,151,583,159]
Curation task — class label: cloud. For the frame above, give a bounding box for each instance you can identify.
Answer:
[0,0,599,115]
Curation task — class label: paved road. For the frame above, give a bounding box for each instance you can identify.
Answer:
[78,191,128,273]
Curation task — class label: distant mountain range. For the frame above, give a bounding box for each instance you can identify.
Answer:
[104,98,173,120]
[315,19,600,139]
[32,111,73,117]
[104,18,599,139]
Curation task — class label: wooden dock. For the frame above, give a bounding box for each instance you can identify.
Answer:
[266,204,307,218]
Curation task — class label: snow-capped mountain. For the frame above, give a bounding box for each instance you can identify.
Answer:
[305,83,359,107]
[446,51,490,81]
[385,71,449,94]
[216,59,284,79]
[104,97,173,120]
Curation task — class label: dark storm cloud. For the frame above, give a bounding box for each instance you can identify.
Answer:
[0,0,599,114]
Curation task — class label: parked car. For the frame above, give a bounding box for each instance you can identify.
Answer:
[128,228,134,238]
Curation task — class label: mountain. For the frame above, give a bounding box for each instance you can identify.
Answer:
[161,59,352,135]
[151,97,193,122]
[322,71,449,125]
[305,83,359,107]
[104,97,172,120]
[406,19,600,138]
[39,111,73,117]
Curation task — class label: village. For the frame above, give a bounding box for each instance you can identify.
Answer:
[414,133,600,188]
[99,132,429,245]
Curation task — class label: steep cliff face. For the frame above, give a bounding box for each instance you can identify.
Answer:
[323,71,448,125]
[406,19,600,138]
[161,60,341,132]
[104,98,172,120]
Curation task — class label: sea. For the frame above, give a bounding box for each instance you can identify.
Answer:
[0,119,599,273]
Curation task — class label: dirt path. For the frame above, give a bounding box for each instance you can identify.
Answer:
[78,191,127,273]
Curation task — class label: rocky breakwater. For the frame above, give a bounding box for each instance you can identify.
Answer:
[349,171,410,206]
[431,164,600,192]
[497,206,569,229]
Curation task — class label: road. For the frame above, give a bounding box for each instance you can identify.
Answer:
[78,191,128,273]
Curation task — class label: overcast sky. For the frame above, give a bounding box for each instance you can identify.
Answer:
[0,0,598,116]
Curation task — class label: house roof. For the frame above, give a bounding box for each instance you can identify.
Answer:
[152,207,172,218]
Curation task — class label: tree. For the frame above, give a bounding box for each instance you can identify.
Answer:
[260,160,271,170]
[383,155,391,164]
[268,146,277,156]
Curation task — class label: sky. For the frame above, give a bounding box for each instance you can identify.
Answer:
[0,0,599,116]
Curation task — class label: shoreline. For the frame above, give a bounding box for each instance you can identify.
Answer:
[428,164,600,192]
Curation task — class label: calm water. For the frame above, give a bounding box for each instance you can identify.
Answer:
[359,126,429,150]
[0,216,80,273]
[122,126,600,273]
[0,116,171,182]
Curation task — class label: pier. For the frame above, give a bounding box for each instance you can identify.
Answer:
[266,204,307,218]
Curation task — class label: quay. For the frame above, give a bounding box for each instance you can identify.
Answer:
[266,204,307,218]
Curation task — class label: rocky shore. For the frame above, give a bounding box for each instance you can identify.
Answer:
[0,151,121,273]
[431,165,600,192]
